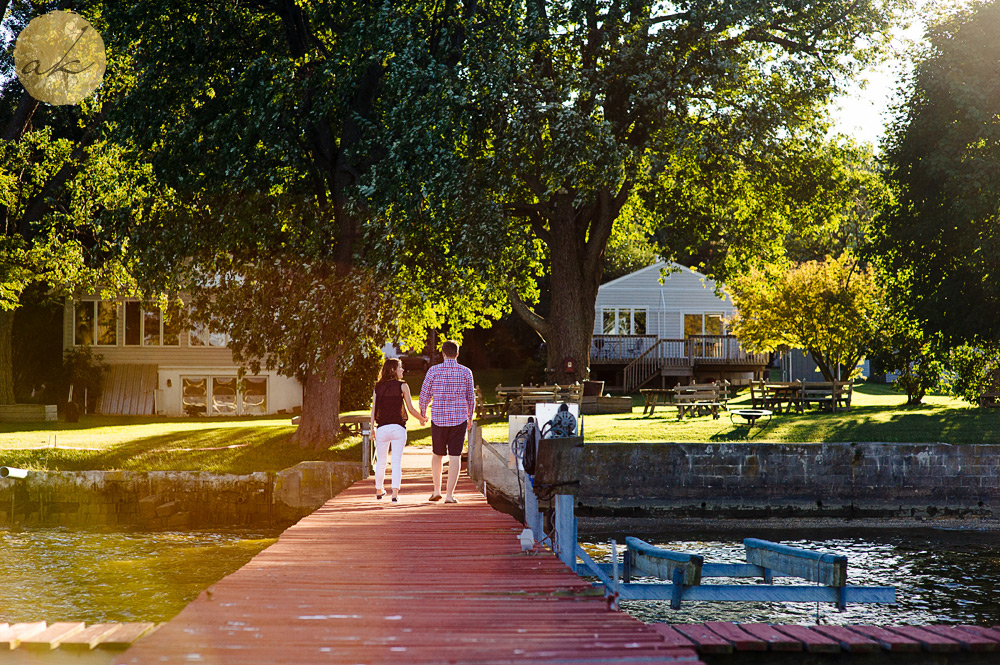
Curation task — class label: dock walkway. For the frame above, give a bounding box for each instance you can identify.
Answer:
[114,465,702,664]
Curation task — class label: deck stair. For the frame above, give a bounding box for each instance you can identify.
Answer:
[98,364,158,416]
[623,339,692,393]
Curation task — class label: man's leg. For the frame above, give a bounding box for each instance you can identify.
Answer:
[431,453,443,498]
[443,422,466,502]
[444,454,461,501]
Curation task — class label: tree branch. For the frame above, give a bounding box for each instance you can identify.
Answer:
[507,287,549,339]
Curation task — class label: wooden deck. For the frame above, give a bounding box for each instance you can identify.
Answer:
[113,469,703,665]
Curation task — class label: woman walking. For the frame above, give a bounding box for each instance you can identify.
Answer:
[370,358,426,502]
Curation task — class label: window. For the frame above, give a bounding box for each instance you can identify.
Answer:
[74,301,94,346]
[97,302,117,345]
[182,375,267,416]
[75,301,118,346]
[601,308,647,335]
[143,306,161,346]
[705,313,724,336]
[125,301,141,345]
[188,306,228,347]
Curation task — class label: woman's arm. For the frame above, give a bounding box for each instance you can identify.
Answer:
[369,391,377,433]
[401,384,426,425]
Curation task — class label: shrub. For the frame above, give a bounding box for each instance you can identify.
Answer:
[947,344,1000,405]
[61,345,108,413]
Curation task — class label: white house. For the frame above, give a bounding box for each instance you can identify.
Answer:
[591,262,767,391]
[64,297,302,417]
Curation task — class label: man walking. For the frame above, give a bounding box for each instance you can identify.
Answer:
[419,340,475,503]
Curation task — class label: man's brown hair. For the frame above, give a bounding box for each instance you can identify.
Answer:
[442,340,459,357]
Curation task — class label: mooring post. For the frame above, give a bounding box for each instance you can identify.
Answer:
[553,493,576,569]
[524,475,544,539]
[361,424,371,480]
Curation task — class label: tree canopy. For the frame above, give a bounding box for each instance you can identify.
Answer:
[876,0,1000,346]
[728,253,885,382]
[384,0,908,382]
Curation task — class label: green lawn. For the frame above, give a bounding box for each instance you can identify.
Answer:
[2,383,997,474]
[0,415,356,474]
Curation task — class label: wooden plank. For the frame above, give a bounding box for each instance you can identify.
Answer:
[0,622,46,649]
[886,625,961,652]
[59,623,124,650]
[744,538,847,586]
[98,623,158,648]
[846,625,921,652]
[701,622,766,651]
[771,625,840,653]
[626,537,703,585]
[923,625,996,652]
[956,625,1000,644]
[645,624,696,649]
[811,625,882,653]
[737,623,802,651]
[672,624,733,653]
[19,622,86,649]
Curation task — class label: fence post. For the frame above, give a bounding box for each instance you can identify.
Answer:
[554,493,577,569]
[361,424,371,480]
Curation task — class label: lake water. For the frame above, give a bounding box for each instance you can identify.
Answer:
[581,527,1000,626]
[0,528,278,623]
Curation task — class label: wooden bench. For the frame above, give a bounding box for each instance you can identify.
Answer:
[800,381,853,412]
[672,381,728,420]
[496,383,582,415]
[475,386,505,419]
[979,392,1000,408]
[640,388,673,415]
[750,380,802,414]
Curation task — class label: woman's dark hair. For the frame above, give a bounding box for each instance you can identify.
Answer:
[377,358,401,384]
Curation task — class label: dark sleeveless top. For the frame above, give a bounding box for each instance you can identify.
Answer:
[374,380,407,427]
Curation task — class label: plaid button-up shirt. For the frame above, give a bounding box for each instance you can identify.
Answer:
[419,358,475,427]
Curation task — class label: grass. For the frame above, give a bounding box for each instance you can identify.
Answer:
[3,383,997,474]
[478,383,1000,445]
[0,415,357,474]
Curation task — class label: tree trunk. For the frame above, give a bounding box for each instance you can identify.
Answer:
[543,205,603,385]
[0,310,15,405]
[292,355,342,450]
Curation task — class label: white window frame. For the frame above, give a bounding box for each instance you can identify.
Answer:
[74,300,119,347]
[602,307,647,335]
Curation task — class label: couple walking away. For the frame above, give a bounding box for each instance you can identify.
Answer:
[370,340,475,504]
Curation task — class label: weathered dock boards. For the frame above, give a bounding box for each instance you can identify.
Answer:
[114,471,703,664]
[660,622,1000,662]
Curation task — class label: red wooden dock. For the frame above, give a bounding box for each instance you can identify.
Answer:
[113,469,703,664]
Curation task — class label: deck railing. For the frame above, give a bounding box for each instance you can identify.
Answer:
[595,335,769,393]
[593,335,766,365]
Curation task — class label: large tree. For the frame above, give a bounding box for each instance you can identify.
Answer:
[108,1,510,446]
[1,1,155,405]
[876,0,1000,346]
[387,0,906,383]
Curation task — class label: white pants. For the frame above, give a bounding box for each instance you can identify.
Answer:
[374,424,406,490]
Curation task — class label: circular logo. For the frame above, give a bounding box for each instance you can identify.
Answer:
[14,10,106,106]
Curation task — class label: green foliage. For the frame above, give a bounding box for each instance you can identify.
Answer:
[61,345,108,412]
[729,253,886,381]
[339,343,383,413]
[877,0,1000,346]
[947,344,1000,405]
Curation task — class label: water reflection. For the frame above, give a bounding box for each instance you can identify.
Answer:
[0,527,278,623]
[581,528,1000,625]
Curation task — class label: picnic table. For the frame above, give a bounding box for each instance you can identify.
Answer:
[640,388,673,415]
[340,414,370,434]
[671,381,729,420]
[750,380,853,414]
[495,384,583,415]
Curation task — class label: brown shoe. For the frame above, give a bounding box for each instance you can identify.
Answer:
[428,494,442,502]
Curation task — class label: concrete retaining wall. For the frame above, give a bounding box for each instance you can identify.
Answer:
[0,461,361,529]
[574,442,999,518]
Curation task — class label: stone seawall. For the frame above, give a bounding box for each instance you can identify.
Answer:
[0,461,361,529]
[574,442,999,518]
